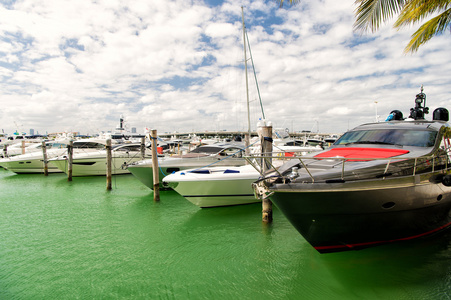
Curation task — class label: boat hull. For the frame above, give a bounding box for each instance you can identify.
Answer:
[51,157,141,176]
[1,160,62,174]
[0,149,69,174]
[165,171,259,208]
[128,165,192,189]
[128,157,246,189]
[270,173,451,253]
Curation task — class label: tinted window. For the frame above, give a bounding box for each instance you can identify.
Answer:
[335,129,437,147]
[73,142,105,149]
[189,146,221,154]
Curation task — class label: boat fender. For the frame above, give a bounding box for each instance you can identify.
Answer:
[442,174,451,186]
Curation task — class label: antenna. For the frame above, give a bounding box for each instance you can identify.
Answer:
[409,85,429,120]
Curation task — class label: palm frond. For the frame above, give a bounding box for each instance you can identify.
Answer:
[404,8,451,53]
[395,0,451,27]
[354,0,406,32]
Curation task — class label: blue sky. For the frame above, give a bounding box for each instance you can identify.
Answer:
[1,0,450,136]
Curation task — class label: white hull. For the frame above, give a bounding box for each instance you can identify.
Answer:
[51,150,150,176]
[163,165,261,208]
[0,148,68,174]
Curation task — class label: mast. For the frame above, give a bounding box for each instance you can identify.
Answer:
[245,30,265,119]
[241,7,251,154]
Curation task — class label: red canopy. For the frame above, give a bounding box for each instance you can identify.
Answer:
[314,147,409,161]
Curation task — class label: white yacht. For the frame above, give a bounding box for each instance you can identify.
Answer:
[49,139,148,176]
[161,141,322,208]
[0,140,71,173]
[127,143,247,189]
[0,138,46,158]
[162,164,261,207]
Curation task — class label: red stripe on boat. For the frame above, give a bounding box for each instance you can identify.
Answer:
[314,147,409,161]
[314,221,451,252]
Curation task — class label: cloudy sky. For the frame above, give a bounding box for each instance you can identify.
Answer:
[1,0,450,136]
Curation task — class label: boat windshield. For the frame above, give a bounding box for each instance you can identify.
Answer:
[335,129,437,147]
[189,146,224,154]
[189,146,243,155]
[73,142,106,149]
[46,142,67,149]
[114,145,142,152]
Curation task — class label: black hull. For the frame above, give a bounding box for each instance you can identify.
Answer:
[271,180,451,253]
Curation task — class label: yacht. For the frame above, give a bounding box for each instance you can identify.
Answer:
[253,88,451,253]
[1,138,46,158]
[0,139,71,173]
[49,139,148,176]
[162,141,323,208]
[127,143,247,189]
[163,164,260,207]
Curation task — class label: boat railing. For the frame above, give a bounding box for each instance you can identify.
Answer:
[245,152,451,183]
[244,151,316,178]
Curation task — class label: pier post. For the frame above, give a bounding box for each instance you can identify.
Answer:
[260,122,273,223]
[106,139,112,190]
[244,133,250,156]
[21,140,25,154]
[67,140,73,181]
[42,141,48,176]
[151,129,160,201]
[140,136,146,160]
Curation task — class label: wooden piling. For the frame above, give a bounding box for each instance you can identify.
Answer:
[244,133,250,156]
[106,138,112,190]
[140,136,146,160]
[151,129,160,201]
[261,124,273,223]
[42,141,48,176]
[21,140,25,154]
[67,140,73,181]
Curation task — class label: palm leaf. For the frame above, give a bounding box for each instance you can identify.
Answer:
[404,8,451,52]
[354,0,406,32]
[395,0,451,27]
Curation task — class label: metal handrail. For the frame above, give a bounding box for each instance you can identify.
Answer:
[245,152,451,183]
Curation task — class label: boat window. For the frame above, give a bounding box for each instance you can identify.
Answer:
[285,141,304,146]
[47,143,67,149]
[189,146,222,154]
[73,142,105,149]
[115,145,141,152]
[335,129,437,147]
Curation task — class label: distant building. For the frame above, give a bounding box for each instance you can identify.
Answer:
[30,129,34,135]
[131,127,137,133]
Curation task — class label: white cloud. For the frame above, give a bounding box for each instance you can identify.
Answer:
[0,0,450,136]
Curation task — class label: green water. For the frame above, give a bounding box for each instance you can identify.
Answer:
[0,168,450,299]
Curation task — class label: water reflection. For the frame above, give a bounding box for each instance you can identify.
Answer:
[314,230,451,298]
[1,166,449,299]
